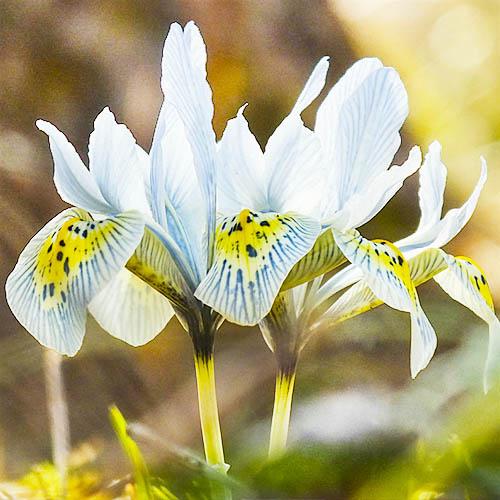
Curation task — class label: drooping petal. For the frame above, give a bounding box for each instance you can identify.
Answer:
[161,22,217,268]
[88,108,151,215]
[195,210,321,325]
[36,120,111,214]
[216,105,266,215]
[281,229,345,291]
[150,102,205,281]
[334,229,436,377]
[327,146,421,230]
[398,157,487,256]
[434,255,500,392]
[5,208,144,355]
[88,269,174,346]
[318,65,408,217]
[317,248,448,329]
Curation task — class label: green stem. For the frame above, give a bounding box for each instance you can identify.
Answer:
[193,352,226,471]
[268,364,297,459]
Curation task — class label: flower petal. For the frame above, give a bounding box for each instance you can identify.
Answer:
[263,57,330,215]
[36,120,110,214]
[195,210,321,325]
[434,255,499,392]
[316,58,383,160]
[216,105,266,215]
[291,56,330,115]
[416,141,447,231]
[334,229,437,377]
[318,248,448,328]
[126,226,200,328]
[5,208,144,355]
[398,156,487,256]
[328,145,421,230]
[88,108,151,215]
[88,269,174,346]
[150,102,206,281]
[281,229,345,291]
[161,22,217,268]
[318,65,408,217]
[264,115,324,215]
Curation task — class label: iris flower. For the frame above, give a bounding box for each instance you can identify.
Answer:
[193,53,440,456]
[5,108,172,354]
[260,142,494,456]
[196,55,427,336]
[6,22,230,470]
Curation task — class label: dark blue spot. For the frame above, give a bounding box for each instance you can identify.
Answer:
[49,283,55,297]
[246,244,258,257]
[56,251,63,261]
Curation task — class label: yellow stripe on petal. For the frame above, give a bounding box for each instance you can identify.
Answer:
[434,255,499,392]
[321,248,448,328]
[282,229,345,291]
[6,208,144,355]
[334,229,437,377]
[195,209,321,325]
[125,227,199,329]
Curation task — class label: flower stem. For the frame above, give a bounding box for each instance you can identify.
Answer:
[193,352,226,471]
[43,349,70,491]
[268,365,297,459]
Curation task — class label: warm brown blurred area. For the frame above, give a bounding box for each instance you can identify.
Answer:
[0,0,498,493]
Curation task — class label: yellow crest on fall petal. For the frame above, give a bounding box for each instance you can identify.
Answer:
[195,209,320,325]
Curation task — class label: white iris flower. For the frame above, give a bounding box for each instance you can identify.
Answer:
[6,21,229,469]
[260,142,492,457]
[194,52,436,373]
[316,142,496,388]
[5,108,176,355]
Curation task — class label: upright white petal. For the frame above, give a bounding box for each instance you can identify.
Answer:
[316,58,383,159]
[161,22,217,268]
[150,102,205,281]
[318,65,408,217]
[88,108,151,215]
[432,157,487,248]
[89,269,174,346]
[5,208,144,355]
[398,157,487,256]
[416,141,447,230]
[216,106,266,215]
[264,114,324,215]
[291,56,330,115]
[328,146,421,230]
[36,120,111,214]
[264,57,330,215]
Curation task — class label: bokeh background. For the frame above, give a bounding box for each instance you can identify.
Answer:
[0,0,498,497]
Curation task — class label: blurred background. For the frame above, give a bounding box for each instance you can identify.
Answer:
[0,0,498,497]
